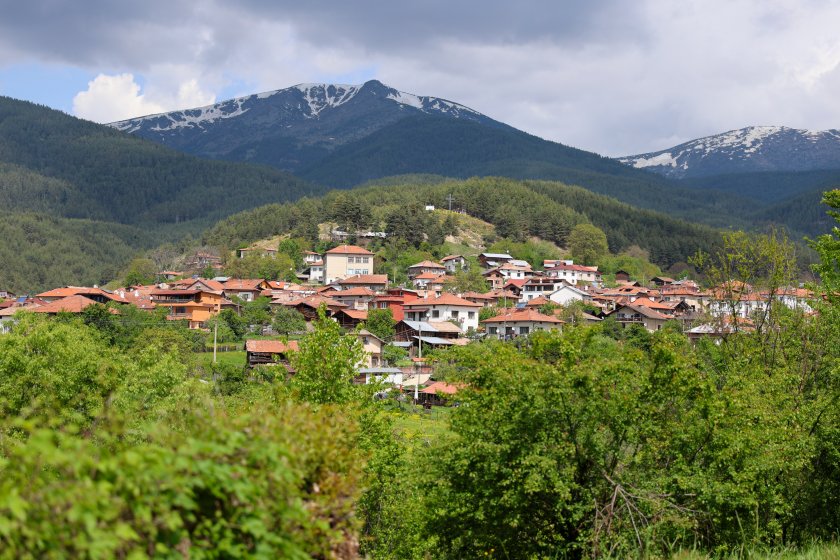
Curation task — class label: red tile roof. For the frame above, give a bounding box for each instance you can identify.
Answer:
[324,245,374,255]
[482,309,563,323]
[32,295,105,314]
[336,274,388,285]
[404,294,483,308]
[245,340,299,353]
[223,279,266,291]
[420,381,463,395]
[409,260,446,269]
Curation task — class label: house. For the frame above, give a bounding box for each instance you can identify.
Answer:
[368,294,408,321]
[323,245,374,284]
[482,309,563,339]
[652,276,676,287]
[522,278,569,302]
[357,329,385,367]
[419,381,462,406]
[460,291,496,307]
[440,255,467,274]
[544,262,602,285]
[150,289,223,329]
[330,287,377,310]
[245,339,299,370]
[336,274,389,292]
[0,289,15,300]
[31,295,107,315]
[275,295,347,321]
[478,253,513,268]
[186,251,222,271]
[482,268,506,290]
[608,304,672,332]
[497,263,532,281]
[222,279,270,302]
[402,293,483,332]
[614,270,631,283]
[412,272,446,291]
[303,251,322,264]
[394,320,463,342]
[334,308,369,330]
[548,284,592,306]
[237,246,278,259]
[407,260,446,279]
[305,259,325,283]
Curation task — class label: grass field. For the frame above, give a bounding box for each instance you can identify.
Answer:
[195,350,246,368]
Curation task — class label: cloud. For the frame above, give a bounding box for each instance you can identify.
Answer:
[4,0,840,154]
[73,73,215,123]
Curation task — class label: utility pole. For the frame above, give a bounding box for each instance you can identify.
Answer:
[213,319,218,363]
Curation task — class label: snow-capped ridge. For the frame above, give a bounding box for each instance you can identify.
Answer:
[617,125,840,179]
[108,79,486,133]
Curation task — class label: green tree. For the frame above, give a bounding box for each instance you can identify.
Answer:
[123,257,156,286]
[272,306,307,335]
[361,308,396,342]
[290,306,364,405]
[568,222,609,265]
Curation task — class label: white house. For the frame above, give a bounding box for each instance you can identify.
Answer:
[548,284,592,306]
[402,293,483,332]
[544,261,602,286]
[521,278,568,302]
[441,255,467,274]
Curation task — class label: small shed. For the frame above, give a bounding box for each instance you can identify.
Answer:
[245,339,299,369]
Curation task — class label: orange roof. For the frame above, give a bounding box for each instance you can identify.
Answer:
[525,296,552,307]
[333,287,377,297]
[324,245,374,255]
[245,340,299,353]
[337,309,369,320]
[189,279,226,292]
[482,309,563,323]
[420,381,463,395]
[440,255,463,262]
[223,279,266,291]
[36,286,105,299]
[32,295,103,314]
[414,272,445,280]
[461,291,495,300]
[337,274,388,285]
[404,294,483,308]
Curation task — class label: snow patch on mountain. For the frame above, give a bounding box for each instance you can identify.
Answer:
[617,125,840,178]
[295,83,361,117]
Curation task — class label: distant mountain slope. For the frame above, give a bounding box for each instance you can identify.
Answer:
[109,80,506,171]
[0,96,318,226]
[109,82,759,229]
[618,126,840,179]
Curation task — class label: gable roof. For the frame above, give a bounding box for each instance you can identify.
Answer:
[325,245,374,256]
[32,295,103,314]
[403,294,483,308]
[223,279,266,291]
[245,340,299,353]
[612,304,671,320]
[337,274,388,285]
[482,309,563,324]
[409,260,446,269]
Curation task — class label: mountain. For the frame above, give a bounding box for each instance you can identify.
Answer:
[109,80,761,229]
[109,80,507,172]
[0,96,319,226]
[618,126,840,179]
[0,96,324,291]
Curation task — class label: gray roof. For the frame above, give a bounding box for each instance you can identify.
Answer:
[358,367,403,374]
[480,253,513,259]
[413,336,455,345]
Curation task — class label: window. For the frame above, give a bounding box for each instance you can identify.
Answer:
[432,310,440,318]
[519,326,530,335]
[468,311,475,319]
[488,326,498,334]
[451,311,459,319]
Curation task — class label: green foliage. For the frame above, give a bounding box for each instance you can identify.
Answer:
[271,306,307,336]
[123,257,157,286]
[224,253,293,280]
[290,306,365,405]
[809,189,840,296]
[362,308,396,342]
[568,222,610,264]
[448,257,489,293]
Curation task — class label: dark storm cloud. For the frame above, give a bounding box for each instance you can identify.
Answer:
[0,0,647,67]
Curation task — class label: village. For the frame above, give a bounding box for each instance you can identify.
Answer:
[0,241,816,404]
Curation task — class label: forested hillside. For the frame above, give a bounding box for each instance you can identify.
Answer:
[205,176,724,269]
[0,96,319,225]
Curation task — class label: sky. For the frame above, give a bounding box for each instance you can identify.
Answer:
[1,0,839,156]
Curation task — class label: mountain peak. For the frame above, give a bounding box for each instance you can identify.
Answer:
[618,125,840,179]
